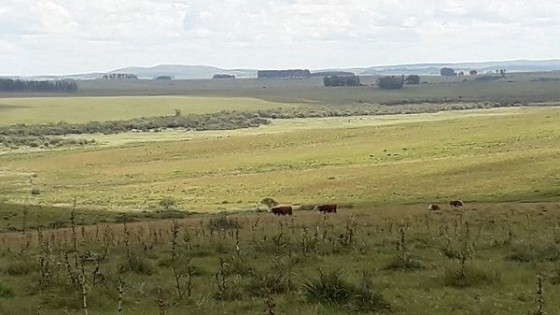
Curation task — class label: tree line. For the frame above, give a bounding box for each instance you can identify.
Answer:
[257,69,311,79]
[0,79,77,92]
[323,75,361,87]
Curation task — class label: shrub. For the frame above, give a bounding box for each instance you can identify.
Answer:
[120,255,155,275]
[159,197,177,210]
[303,270,355,304]
[443,262,501,288]
[245,271,292,296]
[3,261,36,276]
[31,187,41,195]
[208,214,240,231]
[383,255,424,271]
[506,243,560,262]
[303,270,391,312]
[0,282,14,298]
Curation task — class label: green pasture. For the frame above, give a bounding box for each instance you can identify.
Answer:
[0,96,300,126]
[1,107,559,211]
[2,72,560,108]
[1,202,560,314]
[70,75,560,106]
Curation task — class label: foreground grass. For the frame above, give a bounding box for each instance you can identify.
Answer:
[0,96,300,126]
[0,202,560,314]
[1,107,559,211]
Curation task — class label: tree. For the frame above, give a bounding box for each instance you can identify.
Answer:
[377,76,404,89]
[440,67,456,76]
[404,75,420,85]
[469,70,478,76]
[323,75,360,87]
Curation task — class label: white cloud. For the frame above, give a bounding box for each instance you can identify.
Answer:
[0,0,559,75]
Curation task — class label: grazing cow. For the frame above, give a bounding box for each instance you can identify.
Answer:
[449,200,464,209]
[315,204,337,214]
[428,203,441,211]
[270,205,293,216]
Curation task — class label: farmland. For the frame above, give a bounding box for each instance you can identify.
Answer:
[1,75,560,314]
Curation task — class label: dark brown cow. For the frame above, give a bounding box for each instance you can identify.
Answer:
[449,200,464,209]
[315,204,337,214]
[270,205,293,216]
[428,203,441,211]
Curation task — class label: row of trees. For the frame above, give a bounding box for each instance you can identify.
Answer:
[257,69,311,79]
[0,79,77,92]
[376,75,420,89]
[102,73,138,80]
[323,75,361,87]
[212,74,235,79]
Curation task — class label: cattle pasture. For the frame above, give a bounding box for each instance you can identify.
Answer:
[0,95,301,126]
[1,106,559,212]
[0,202,560,314]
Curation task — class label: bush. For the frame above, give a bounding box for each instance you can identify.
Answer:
[383,255,424,271]
[245,271,292,296]
[506,243,560,262]
[303,270,391,312]
[443,262,501,288]
[303,270,355,304]
[120,255,155,275]
[208,214,241,231]
[0,282,14,298]
[31,187,41,195]
[405,75,420,84]
[3,261,36,276]
[159,197,177,210]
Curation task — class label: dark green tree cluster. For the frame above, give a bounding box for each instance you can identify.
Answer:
[323,75,361,87]
[257,69,311,79]
[440,67,457,76]
[311,71,354,77]
[155,76,173,80]
[102,73,138,80]
[0,79,77,92]
[212,74,235,79]
[404,75,420,85]
[377,76,404,89]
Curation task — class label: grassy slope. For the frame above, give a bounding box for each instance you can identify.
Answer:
[1,107,559,211]
[0,96,299,126]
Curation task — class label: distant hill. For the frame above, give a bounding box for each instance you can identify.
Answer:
[11,59,560,80]
[109,65,257,80]
[360,59,560,75]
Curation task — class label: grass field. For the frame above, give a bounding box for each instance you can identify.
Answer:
[0,96,301,126]
[1,107,559,212]
[3,72,560,108]
[1,78,560,314]
[1,202,560,314]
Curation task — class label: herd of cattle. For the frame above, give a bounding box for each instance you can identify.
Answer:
[268,200,464,216]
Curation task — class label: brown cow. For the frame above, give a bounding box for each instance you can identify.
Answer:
[428,203,441,211]
[449,200,464,209]
[315,204,337,214]
[270,205,293,216]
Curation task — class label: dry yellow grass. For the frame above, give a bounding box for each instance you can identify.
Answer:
[1,107,559,211]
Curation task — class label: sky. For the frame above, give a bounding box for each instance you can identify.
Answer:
[1,0,560,75]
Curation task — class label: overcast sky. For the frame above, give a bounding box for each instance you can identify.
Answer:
[1,0,559,75]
